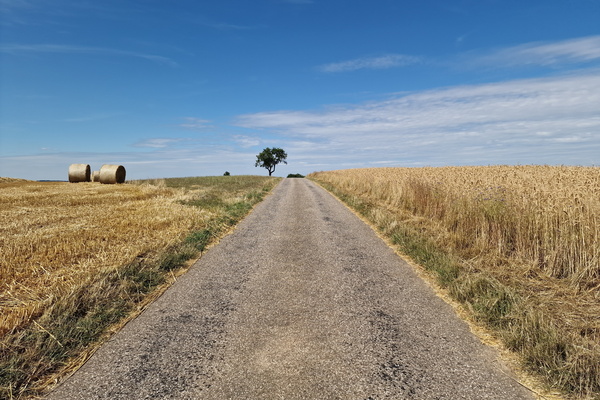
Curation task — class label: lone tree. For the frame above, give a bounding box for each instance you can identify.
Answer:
[255,147,287,176]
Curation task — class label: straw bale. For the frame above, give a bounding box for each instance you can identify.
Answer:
[99,164,126,184]
[92,171,100,182]
[68,164,91,183]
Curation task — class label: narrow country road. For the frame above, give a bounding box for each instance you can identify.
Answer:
[47,178,533,400]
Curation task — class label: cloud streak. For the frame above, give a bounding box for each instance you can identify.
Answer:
[134,138,187,148]
[0,43,178,66]
[317,36,600,74]
[201,21,263,30]
[176,117,212,130]
[476,35,600,67]
[0,0,34,11]
[232,135,261,148]
[318,54,421,72]
[236,71,600,167]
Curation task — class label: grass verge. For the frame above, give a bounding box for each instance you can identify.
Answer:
[0,176,280,399]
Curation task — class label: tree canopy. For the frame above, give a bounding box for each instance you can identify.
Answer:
[255,147,287,176]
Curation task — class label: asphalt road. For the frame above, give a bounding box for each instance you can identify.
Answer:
[46,178,534,400]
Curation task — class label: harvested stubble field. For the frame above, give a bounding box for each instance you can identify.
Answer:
[309,165,600,399]
[0,176,280,399]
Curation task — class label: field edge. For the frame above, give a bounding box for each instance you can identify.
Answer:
[309,175,594,400]
[1,176,281,399]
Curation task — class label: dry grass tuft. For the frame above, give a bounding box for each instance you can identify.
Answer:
[309,165,600,399]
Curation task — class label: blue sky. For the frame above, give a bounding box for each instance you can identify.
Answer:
[1,0,599,180]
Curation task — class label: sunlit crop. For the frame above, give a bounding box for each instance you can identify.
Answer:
[0,181,208,338]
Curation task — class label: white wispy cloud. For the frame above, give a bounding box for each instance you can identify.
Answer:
[236,71,600,167]
[0,0,41,16]
[232,135,261,148]
[177,117,212,130]
[318,54,421,72]
[134,138,186,148]
[476,35,600,67]
[0,43,178,66]
[0,0,38,26]
[202,22,262,31]
[62,112,124,123]
[0,0,33,11]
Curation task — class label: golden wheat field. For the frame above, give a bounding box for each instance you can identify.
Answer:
[0,180,211,338]
[309,165,600,397]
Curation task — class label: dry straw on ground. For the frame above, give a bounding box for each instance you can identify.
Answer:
[67,164,91,183]
[0,177,30,184]
[0,181,207,339]
[99,164,126,184]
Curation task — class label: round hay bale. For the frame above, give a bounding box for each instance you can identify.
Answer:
[68,164,91,183]
[92,171,100,182]
[99,164,126,184]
